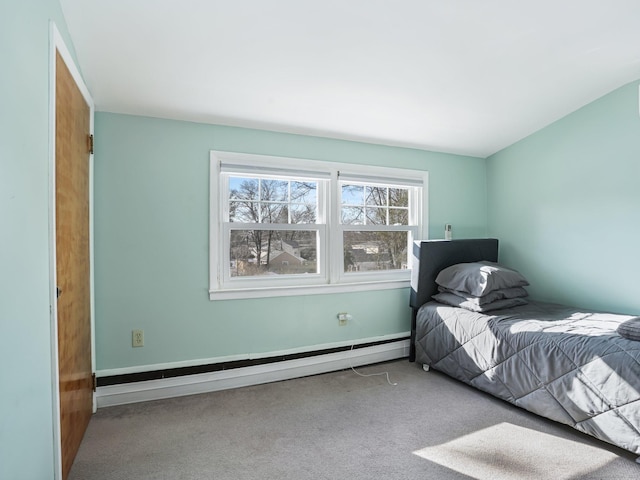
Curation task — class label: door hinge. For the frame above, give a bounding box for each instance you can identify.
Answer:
[88,134,94,155]
[92,373,97,392]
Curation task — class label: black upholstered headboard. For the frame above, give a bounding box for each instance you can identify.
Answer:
[409,238,498,361]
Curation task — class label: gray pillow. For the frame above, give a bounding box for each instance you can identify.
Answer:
[432,291,528,313]
[438,286,528,306]
[617,317,640,341]
[435,261,529,297]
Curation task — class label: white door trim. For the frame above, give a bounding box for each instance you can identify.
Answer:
[48,22,95,480]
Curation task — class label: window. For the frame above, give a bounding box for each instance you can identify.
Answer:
[340,180,417,277]
[210,151,427,300]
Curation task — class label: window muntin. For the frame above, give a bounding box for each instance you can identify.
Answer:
[210,151,427,299]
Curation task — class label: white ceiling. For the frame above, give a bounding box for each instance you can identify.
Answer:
[59,0,640,158]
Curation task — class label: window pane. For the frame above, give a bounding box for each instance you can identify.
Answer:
[389,188,408,207]
[229,200,258,223]
[365,186,387,206]
[343,231,409,272]
[365,207,387,225]
[230,177,259,201]
[260,202,288,223]
[230,229,318,277]
[389,208,408,225]
[260,179,288,202]
[290,204,317,224]
[291,181,317,204]
[341,184,363,205]
[341,206,363,225]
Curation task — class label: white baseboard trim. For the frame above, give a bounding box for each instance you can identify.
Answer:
[96,339,410,408]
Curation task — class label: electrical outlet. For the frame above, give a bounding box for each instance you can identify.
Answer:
[337,312,349,326]
[132,329,144,347]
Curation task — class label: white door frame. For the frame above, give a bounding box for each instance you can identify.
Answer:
[48,22,96,480]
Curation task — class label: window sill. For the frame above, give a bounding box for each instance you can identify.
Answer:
[209,279,410,301]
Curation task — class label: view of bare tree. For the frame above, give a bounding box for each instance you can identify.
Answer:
[227,177,412,277]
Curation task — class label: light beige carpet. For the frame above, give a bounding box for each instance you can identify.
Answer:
[69,360,640,480]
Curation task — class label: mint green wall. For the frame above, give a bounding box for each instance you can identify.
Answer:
[487,80,640,314]
[0,1,79,478]
[94,113,487,370]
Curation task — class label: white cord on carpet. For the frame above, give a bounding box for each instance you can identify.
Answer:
[349,344,397,386]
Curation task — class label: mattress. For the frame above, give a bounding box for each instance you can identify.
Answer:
[414,300,640,455]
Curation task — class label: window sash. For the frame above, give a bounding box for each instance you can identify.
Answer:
[221,223,328,287]
[340,185,416,227]
[222,173,328,226]
[337,224,417,282]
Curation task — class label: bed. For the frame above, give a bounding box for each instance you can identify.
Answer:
[409,238,640,459]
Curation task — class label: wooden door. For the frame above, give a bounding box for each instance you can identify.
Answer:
[55,50,93,480]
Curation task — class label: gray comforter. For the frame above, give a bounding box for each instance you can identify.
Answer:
[415,300,640,455]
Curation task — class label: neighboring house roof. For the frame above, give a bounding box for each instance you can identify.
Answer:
[262,250,305,264]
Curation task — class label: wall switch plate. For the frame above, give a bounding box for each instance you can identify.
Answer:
[132,329,144,347]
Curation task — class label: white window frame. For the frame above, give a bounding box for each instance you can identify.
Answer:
[209,151,428,300]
